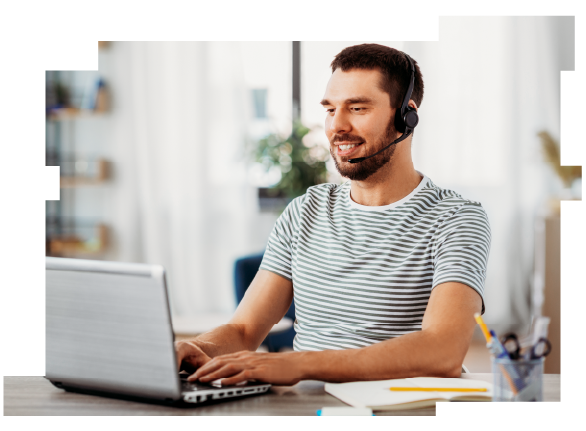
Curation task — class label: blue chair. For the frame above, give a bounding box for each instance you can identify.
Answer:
[233,252,296,352]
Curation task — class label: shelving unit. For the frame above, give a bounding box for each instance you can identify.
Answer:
[45,48,111,259]
[46,220,108,257]
[59,158,110,188]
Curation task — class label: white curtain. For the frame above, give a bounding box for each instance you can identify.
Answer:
[407,17,573,324]
[103,42,258,317]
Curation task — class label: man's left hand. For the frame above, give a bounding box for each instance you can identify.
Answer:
[188,351,304,386]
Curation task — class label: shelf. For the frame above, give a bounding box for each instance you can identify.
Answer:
[47,108,106,121]
[47,224,108,257]
[58,159,110,187]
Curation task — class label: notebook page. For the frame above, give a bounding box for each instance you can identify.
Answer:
[325,379,451,408]
[325,377,492,408]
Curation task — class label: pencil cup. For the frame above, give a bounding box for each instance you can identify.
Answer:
[491,357,544,402]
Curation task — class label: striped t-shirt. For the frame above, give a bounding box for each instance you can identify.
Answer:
[259,174,491,352]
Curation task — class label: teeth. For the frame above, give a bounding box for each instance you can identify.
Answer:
[339,143,360,150]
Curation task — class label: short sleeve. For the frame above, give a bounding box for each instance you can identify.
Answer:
[259,197,303,281]
[432,203,491,314]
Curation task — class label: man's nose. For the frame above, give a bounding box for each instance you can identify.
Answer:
[328,111,351,136]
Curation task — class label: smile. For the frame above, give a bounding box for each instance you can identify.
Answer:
[336,142,364,156]
[339,143,361,150]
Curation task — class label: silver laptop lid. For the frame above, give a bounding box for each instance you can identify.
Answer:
[46,257,182,400]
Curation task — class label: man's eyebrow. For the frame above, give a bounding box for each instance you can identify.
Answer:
[344,97,374,105]
[320,97,374,106]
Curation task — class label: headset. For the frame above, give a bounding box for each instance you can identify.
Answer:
[348,52,419,164]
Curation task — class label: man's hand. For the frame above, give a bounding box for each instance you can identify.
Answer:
[188,351,304,386]
[175,340,212,373]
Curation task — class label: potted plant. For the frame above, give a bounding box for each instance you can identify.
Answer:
[252,121,330,210]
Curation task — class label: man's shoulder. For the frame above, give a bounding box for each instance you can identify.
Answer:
[421,178,487,216]
[302,182,347,203]
[281,183,346,219]
[421,180,489,230]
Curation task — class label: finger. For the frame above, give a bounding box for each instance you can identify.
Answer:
[196,363,241,382]
[187,352,212,368]
[175,343,186,371]
[196,363,245,382]
[182,353,211,374]
[218,371,254,386]
[191,357,227,379]
[185,355,212,378]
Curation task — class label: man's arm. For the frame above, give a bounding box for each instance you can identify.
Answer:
[175,269,293,370]
[190,281,481,384]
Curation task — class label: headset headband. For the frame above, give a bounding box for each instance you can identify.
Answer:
[400,54,415,122]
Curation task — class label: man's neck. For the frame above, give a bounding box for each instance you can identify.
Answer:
[349,144,422,207]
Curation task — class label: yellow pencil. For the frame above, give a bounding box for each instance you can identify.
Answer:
[473,314,519,395]
[390,387,488,392]
[474,312,492,343]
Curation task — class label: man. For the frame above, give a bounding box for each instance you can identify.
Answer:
[175,44,490,385]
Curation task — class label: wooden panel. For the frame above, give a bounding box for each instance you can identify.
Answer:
[543,216,586,374]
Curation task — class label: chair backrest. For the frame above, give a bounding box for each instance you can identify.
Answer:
[233,252,296,351]
[233,252,295,320]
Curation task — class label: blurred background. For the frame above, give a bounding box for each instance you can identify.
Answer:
[45,17,580,371]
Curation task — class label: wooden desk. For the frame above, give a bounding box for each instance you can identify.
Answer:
[3,373,560,416]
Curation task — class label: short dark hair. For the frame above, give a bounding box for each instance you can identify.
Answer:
[331,44,424,110]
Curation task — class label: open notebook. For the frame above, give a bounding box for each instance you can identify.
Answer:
[325,377,493,411]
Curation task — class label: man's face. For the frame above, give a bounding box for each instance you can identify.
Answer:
[321,68,399,181]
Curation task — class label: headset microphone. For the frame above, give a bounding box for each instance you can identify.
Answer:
[348,53,419,164]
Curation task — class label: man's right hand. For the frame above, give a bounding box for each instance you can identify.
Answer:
[173,270,293,376]
[175,340,212,374]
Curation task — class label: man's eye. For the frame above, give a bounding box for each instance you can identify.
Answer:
[352,107,364,112]
[326,108,335,114]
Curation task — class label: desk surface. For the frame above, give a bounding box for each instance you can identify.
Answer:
[4,374,560,416]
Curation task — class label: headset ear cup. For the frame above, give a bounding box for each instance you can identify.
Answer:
[404,109,419,129]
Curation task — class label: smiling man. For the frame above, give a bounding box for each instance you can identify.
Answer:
[175,44,491,385]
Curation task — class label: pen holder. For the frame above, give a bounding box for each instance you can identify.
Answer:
[491,356,544,402]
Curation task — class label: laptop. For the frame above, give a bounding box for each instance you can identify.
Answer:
[45,257,271,404]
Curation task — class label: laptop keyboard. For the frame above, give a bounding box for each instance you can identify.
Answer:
[179,374,215,391]
[181,380,208,391]
[179,373,249,391]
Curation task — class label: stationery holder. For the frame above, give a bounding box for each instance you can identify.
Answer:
[491,356,544,402]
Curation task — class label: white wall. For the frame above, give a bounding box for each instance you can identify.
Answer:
[67,42,288,316]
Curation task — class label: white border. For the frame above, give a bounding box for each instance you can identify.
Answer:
[0,15,440,41]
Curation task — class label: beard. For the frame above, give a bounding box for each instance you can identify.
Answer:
[330,117,398,181]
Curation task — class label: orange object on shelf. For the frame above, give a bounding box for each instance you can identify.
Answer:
[48,224,108,257]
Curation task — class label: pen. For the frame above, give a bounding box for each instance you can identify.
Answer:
[488,330,510,359]
[474,313,509,360]
[474,313,519,394]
